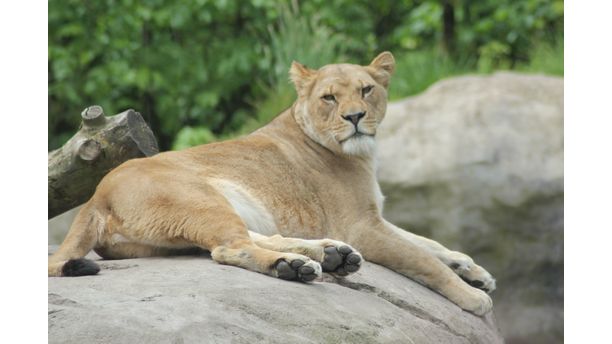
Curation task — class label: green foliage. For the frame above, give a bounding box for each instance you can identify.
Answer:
[390,34,563,99]
[459,0,564,71]
[172,126,216,151]
[49,0,283,150]
[390,50,475,99]
[262,3,349,87]
[392,2,443,50]
[518,37,564,76]
[49,0,563,151]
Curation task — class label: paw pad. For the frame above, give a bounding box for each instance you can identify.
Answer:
[276,259,320,282]
[321,245,362,276]
[460,276,495,293]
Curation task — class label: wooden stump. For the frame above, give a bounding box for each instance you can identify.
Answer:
[48,106,159,218]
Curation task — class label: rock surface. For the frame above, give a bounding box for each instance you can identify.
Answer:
[377,72,563,343]
[48,246,503,344]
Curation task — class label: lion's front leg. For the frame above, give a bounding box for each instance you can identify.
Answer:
[344,219,493,316]
[383,220,496,293]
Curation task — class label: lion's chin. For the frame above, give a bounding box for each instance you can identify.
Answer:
[341,134,376,156]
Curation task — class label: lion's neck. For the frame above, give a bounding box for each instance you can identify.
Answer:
[290,102,328,149]
[260,106,329,155]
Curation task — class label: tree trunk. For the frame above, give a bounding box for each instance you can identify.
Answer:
[442,0,456,55]
[48,106,159,218]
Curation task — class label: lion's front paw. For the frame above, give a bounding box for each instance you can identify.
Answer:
[321,244,363,276]
[275,256,322,282]
[448,252,496,293]
[461,289,493,316]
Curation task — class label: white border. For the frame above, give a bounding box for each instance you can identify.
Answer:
[0,2,49,343]
[565,1,612,342]
[1,1,608,343]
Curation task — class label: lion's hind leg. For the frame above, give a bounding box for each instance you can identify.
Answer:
[48,202,101,277]
[147,187,324,283]
[249,231,363,276]
[94,240,203,260]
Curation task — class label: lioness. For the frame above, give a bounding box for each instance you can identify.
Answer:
[49,52,495,315]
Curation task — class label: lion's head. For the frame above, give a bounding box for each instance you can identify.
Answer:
[289,52,395,157]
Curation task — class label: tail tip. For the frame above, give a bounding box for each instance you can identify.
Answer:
[62,258,100,277]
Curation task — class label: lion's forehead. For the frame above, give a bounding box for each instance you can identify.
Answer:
[317,64,373,83]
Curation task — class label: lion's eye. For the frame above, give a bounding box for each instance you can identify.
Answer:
[362,85,374,98]
[322,94,336,102]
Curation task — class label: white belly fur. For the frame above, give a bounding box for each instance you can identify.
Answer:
[209,178,279,236]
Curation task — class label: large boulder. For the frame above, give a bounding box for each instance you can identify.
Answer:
[377,72,563,343]
[48,247,502,344]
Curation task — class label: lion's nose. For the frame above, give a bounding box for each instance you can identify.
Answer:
[342,111,366,126]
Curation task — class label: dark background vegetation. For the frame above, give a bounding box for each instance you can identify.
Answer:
[49,0,563,151]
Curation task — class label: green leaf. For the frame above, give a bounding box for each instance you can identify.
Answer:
[172,126,216,150]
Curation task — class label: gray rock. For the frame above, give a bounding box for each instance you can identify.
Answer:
[48,246,503,344]
[377,72,563,343]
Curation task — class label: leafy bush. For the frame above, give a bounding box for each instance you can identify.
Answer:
[390,50,475,100]
[172,126,216,151]
[518,37,564,76]
[49,0,283,150]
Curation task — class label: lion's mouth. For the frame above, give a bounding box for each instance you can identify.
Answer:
[340,131,375,143]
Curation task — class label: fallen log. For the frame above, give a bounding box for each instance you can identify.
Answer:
[48,105,158,218]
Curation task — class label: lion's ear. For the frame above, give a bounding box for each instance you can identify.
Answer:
[367,52,395,89]
[289,61,316,96]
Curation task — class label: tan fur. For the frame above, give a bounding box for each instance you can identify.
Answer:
[49,52,494,315]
